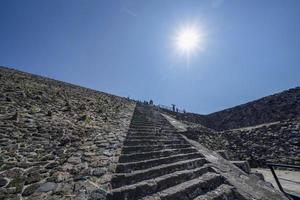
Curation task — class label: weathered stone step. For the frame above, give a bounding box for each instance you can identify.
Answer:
[122,144,192,154]
[129,126,174,129]
[141,172,224,200]
[109,165,213,200]
[130,122,150,123]
[130,120,158,123]
[130,120,154,122]
[118,147,198,163]
[129,126,172,130]
[116,152,204,173]
[127,133,176,137]
[123,139,188,146]
[126,135,182,140]
[111,158,207,188]
[129,128,175,132]
[130,121,161,124]
[129,125,173,129]
[130,125,164,128]
[128,129,175,134]
[127,132,177,137]
[130,118,153,121]
[130,122,165,124]
[128,128,171,132]
[193,184,238,200]
[131,124,173,126]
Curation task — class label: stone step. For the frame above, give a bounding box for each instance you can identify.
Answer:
[193,184,237,200]
[130,120,155,123]
[127,132,177,137]
[116,152,204,173]
[128,128,170,132]
[111,158,207,188]
[141,172,224,200]
[130,120,158,123]
[130,121,161,124]
[128,129,176,133]
[109,165,212,200]
[118,148,198,163]
[123,139,188,146]
[130,118,152,121]
[130,122,155,125]
[129,124,172,127]
[129,125,173,129]
[126,132,178,137]
[130,121,166,124]
[129,126,167,129]
[127,130,177,134]
[129,127,174,130]
[126,135,182,140]
[122,144,192,154]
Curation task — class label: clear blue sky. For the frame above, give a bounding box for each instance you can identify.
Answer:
[0,0,299,114]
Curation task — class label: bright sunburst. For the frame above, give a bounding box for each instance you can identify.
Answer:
[174,24,203,56]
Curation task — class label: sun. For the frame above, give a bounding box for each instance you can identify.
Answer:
[174,25,203,55]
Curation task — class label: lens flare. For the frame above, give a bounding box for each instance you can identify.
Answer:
[174,24,203,55]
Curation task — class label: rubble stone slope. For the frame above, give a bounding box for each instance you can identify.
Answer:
[182,118,300,167]
[0,66,136,199]
[161,87,300,167]
[205,87,300,130]
[163,87,300,131]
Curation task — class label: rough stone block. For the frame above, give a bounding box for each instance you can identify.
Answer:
[215,150,230,160]
[231,161,251,173]
[251,172,265,181]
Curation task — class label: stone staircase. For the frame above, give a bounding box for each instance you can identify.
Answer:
[107,105,244,200]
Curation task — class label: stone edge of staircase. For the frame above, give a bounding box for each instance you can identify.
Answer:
[162,113,288,200]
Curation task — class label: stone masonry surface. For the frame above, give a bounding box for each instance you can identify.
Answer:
[162,88,300,168]
[169,117,300,168]
[107,104,287,200]
[0,66,296,200]
[163,87,300,131]
[0,67,136,199]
